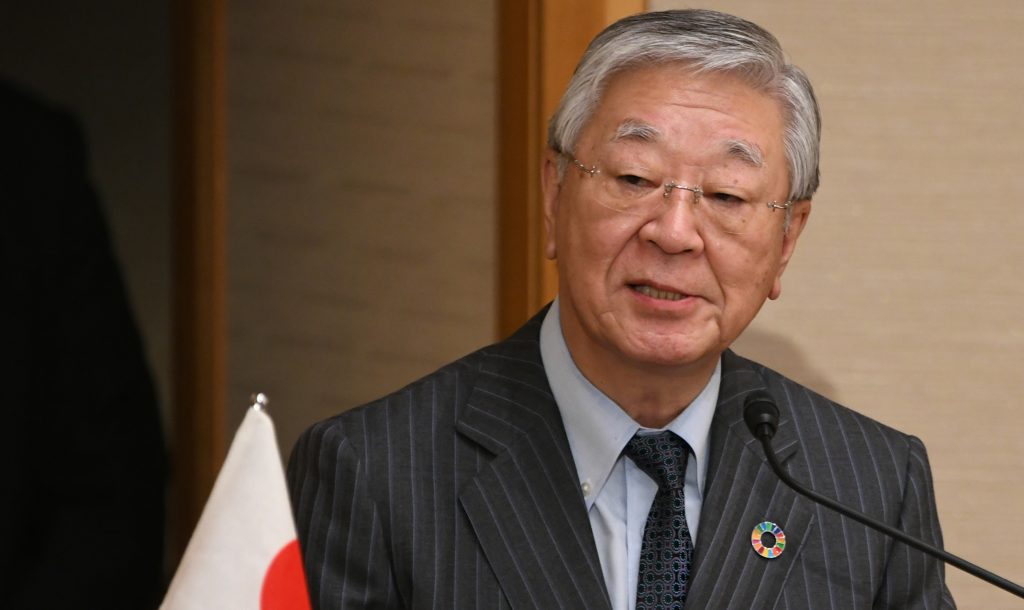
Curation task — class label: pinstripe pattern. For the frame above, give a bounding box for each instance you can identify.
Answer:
[288,312,955,609]
[289,313,610,609]
[687,351,956,609]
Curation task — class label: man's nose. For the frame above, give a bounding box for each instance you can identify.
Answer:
[637,188,706,255]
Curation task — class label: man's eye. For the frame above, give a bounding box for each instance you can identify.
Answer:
[709,192,746,205]
[618,174,654,188]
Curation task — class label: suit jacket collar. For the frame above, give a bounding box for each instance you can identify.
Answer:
[704,349,802,488]
[456,309,613,610]
[686,350,815,609]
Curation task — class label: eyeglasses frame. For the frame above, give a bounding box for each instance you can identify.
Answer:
[568,156,793,221]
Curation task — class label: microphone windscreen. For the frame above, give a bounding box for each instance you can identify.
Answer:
[743,390,780,439]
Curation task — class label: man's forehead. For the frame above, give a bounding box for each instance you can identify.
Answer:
[609,117,766,168]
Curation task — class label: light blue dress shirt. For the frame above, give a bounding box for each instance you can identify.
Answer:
[539,299,720,610]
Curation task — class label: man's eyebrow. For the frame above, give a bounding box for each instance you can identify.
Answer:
[724,139,765,167]
[609,123,766,168]
[612,119,662,143]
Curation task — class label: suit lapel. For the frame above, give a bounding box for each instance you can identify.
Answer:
[687,351,816,609]
[456,314,612,610]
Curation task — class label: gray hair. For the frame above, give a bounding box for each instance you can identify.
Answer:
[548,9,821,201]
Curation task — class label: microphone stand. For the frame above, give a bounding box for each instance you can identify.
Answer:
[750,415,1024,599]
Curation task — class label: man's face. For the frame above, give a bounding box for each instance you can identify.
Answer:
[543,64,811,378]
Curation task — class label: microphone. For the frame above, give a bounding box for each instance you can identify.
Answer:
[743,390,1024,599]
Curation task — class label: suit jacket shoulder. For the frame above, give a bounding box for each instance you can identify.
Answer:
[288,311,611,609]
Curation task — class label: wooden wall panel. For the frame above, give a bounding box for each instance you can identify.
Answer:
[170,0,227,562]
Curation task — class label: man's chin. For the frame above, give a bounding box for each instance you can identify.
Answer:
[621,338,721,370]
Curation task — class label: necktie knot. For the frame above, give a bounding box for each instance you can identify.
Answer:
[624,431,690,491]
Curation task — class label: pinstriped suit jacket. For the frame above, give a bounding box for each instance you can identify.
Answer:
[288,311,956,609]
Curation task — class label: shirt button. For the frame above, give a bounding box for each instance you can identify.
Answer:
[581,480,592,496]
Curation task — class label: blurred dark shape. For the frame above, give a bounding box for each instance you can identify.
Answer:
[0,81,166,609]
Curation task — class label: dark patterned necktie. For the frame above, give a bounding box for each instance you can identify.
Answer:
[624,431,693,610]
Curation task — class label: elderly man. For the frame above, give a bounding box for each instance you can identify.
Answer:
[289,9,954,609]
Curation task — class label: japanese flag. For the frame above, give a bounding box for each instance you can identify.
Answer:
[162,403,310,610]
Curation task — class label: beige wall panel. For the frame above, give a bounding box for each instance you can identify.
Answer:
[648,1,1024,604]
[228,2,496,455]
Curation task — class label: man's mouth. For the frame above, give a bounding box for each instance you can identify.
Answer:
[631,284,686,301]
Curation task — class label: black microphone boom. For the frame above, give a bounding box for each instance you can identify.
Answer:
[742,390,1024,600]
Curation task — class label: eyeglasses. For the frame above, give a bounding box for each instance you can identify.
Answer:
[567,156,792,236]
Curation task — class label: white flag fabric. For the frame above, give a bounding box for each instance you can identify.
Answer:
[162,406,310,610]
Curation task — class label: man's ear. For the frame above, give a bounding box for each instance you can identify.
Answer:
[541,148,562,260]
[769,198,811,300]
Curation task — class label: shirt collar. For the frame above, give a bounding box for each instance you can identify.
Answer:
[539,298,720,510]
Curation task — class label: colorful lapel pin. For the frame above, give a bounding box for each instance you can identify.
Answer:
[751,521,786,559]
